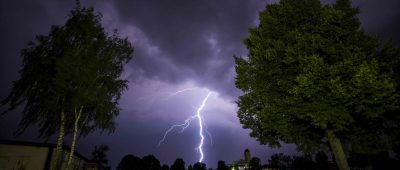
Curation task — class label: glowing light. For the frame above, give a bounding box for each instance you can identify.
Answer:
[196,92,212,162]
[157,91,212,163]
[157,115,197,147]
[168,88,193,96]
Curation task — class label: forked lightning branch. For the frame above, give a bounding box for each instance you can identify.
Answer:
[157,91,213,163]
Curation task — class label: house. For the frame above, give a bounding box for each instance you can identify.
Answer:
[230,149,251,170]
[0,140,104,170]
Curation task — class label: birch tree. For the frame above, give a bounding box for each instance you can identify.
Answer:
[2,2,133,169]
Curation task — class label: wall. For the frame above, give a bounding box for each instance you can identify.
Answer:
[0,144,49,170]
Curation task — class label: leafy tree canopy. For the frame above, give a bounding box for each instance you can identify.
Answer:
[236,0,399,151]
[235,0,400,169]
[1,3,133,138]
[91,144,109,165]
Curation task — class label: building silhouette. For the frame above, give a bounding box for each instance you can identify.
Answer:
[244,149,251,163]
[230,149,251,170]
[0,140,105,170]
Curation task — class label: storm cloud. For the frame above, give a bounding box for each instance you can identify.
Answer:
[1,0,399,168]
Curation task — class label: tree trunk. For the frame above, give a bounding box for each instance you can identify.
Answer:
[66,107,82,169]
[327,130,350,170]
[52,110,66,170]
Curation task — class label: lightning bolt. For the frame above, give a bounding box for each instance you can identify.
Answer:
[157,115,197,147]
[196,92,212,162]
[168,88,194,96]
[158,88,194,101]
[157,91,212,163]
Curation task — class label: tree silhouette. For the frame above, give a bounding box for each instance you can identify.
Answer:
[268,153,293,169]
[117,154,143,170]
[249,157,261,170]
[217,160,229,170]
[170,158,185,170]
[161,164,170,170]
[1,1,133,168]
[235,0,400,169]
[91,144,109,165]
[142,155,161,170]
[347,151,400,170]
[291,154,315,170]
[315,151,330,170]
[193,162,206,170]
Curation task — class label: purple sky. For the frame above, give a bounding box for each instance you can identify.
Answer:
[0,0,399,168]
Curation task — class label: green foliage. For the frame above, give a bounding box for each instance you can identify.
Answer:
[1,4,133,138]
[235,0,400,155]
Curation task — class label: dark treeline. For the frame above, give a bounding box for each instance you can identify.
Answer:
[116,150,400,170]
[116,155,210,170]
[262,151,399,170]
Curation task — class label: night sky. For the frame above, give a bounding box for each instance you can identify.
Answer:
[0,0,399,168]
